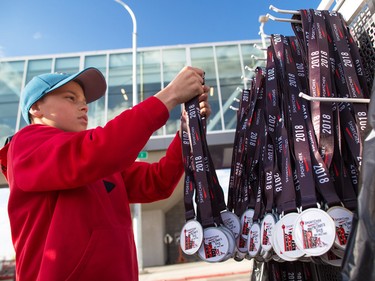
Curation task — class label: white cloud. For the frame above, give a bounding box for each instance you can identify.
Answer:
[33,32,42,40]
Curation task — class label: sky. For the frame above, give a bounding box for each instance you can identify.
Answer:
[0,0,325,260]
[0,0,323,58]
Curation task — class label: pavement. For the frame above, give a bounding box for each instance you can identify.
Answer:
[139,259,253,281]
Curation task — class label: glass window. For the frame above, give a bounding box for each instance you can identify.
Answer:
[25,59,52,84]
[0,61,24,144]
[139,50,161,102]
[162,48,186,135]
[85,55,107,128]
[54,57,80,74]
[107,53,132,121]
[191,46,222,131]
[216,45,242,130]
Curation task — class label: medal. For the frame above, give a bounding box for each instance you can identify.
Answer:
[219,225,236,260]
[197,227,230,263]
[233,249,246,262]
[326,206,353,250]
[260,213,276,252]
[320,250,343,267]
[330,245,345,258]
[221,210,241,239]
[273,212,304,261]
[247,222,261,258]
[237,209,255,253]
[293,208,336,256]
[180,220,204,255]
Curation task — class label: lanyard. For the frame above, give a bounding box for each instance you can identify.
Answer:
[181,119,197,222]
[284,36,318,210]
[307,9,335,169]
[227,88,251,213]
[264,46,283,215]
[184,96,229,228]
[323,10,365,168]
[228,88,253,217]
[184,97,215,228]
[270,34,298,214]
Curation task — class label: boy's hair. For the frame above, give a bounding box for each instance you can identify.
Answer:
[21,67,107,124]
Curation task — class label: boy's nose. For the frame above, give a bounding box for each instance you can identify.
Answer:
[79,102,88,112]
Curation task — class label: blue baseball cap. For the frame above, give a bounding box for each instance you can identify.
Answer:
[21,67,107,124]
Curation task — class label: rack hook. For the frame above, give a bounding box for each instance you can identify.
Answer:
[253,43,268,51]
[258,15,271,39]
[269,5,300,15]
[299,92,370,103]
[251,54,267,61]
[266,13,302,24]
[245,65,256,72]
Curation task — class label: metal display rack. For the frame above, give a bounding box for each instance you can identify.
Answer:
[248,1,375,280]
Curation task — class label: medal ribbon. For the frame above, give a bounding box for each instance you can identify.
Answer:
[270,34,298,214]
[185,97,215,228]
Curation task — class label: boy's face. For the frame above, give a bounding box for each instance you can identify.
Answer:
[30,81,89,132]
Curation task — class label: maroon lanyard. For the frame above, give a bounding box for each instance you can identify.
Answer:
[183,96,229,227]
[181,119,197,222]
[307,9,335,169]
[250,71,267,221]
[323,10,365,168]
[227,88,251,213]
[227,88,253,217]
[264,46,283,215]
[184,97,215,227]
[324,11,368,145]
[284,36,318,210]
[270,34,298,214]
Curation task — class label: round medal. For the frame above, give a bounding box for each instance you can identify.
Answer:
[261,248,273,262]
[326,206,353,251]
[273,212,304,261]
[197,227,230,263]
[247,222,261,258]
[260,213,276,252]
[221,210,241,239]
[272,252,284,262]
[320,250,342,267]
[233,249,246,262]
[293,208,336,256]
[180,220,204,255]
[330,245,345,258]
[237,209,255,253]
[219,225,236,260]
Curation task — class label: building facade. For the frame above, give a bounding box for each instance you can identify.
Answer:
[0,40,265,266]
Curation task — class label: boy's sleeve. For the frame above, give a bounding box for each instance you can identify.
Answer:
[10,97,170,192]
[121,132,184,203]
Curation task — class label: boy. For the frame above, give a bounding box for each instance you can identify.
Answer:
[0,66,210,281]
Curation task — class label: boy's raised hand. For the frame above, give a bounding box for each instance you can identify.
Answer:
[155,66,210,112]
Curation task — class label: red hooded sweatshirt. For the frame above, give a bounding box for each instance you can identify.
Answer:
[0,97,184,281]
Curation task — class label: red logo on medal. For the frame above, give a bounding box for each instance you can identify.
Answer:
[282,224,297,252]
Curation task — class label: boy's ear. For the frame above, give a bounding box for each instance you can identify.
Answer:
[29,103,43,119]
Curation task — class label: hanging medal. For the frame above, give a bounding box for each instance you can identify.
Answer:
[269,34,304,261]
[179,115,204,255]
